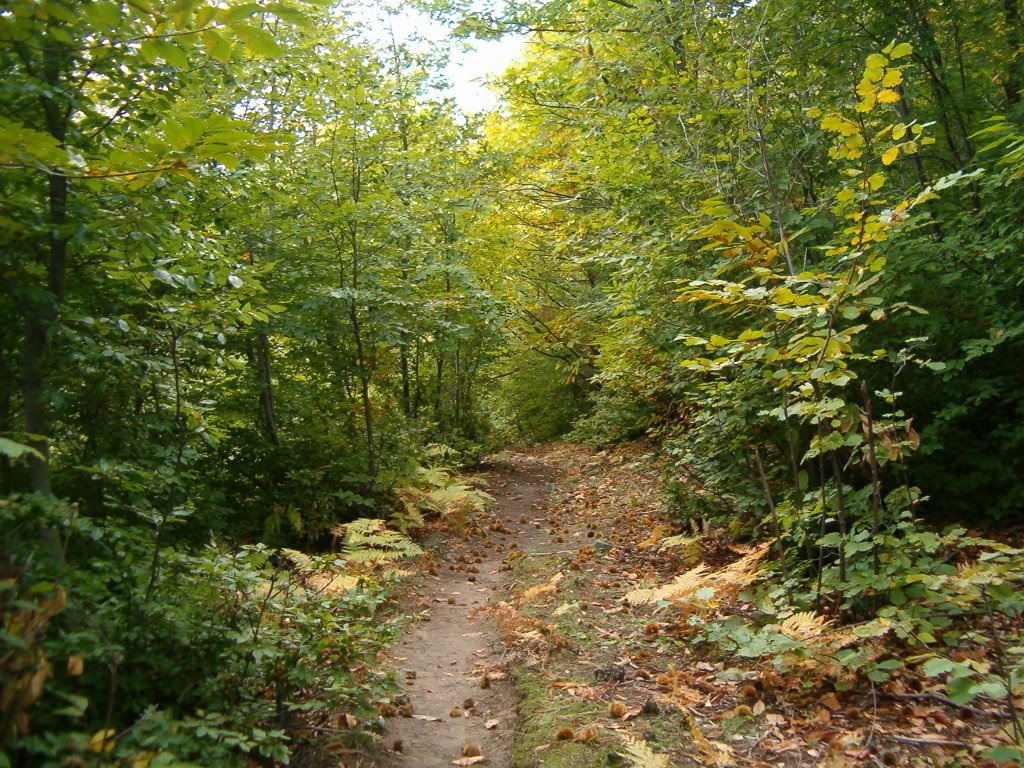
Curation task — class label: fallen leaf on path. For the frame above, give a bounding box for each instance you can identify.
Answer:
[484,719,499,729]
[452,757,486,766]
[412,714,442,722]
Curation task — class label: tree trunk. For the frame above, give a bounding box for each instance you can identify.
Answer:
[1006,0,1023,105]
[253,331,280,445]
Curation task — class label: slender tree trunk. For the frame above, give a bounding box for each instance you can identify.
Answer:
[434,353,444,423]
[347,217,376,480]
[413,338,422,416]
[454,341,462,428]
[1005,0,1023,105]
[254,331,280,445]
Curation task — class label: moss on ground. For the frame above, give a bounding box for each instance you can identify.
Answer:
[510,668,620,768]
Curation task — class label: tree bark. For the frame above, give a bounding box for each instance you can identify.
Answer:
[254,331,280,445]
[1005,0,1023,105]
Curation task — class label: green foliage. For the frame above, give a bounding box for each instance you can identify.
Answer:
[0,496,396,767]
[473,0,1024,743]
[335,518,424,564]
[393,463,494,533]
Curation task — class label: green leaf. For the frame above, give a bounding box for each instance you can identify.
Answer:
[150,39,190,68]
[921,656,955,677]
[0,436,43,461]
[84,1,122,27]
[889,43,913,59]
[217,3,261,23]
[232,23,283,58]
[265,2,308,24]
[203,29,235,63]
[983,746,1024,765]
[945,675,977,704]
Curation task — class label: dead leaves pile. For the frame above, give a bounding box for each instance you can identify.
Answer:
[501,444,1018,768]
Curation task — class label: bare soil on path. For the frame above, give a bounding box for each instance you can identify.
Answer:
[359,452,557,768]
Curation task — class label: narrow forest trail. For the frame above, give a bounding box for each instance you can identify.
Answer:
[360,452,558,768]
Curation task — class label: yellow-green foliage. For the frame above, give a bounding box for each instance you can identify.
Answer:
[333,518,423,564]
[394,465,493,533]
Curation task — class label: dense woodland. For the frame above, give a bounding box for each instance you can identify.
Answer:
[2,0,1024,764]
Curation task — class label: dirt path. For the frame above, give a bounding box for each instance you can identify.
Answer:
[363,453,556,768]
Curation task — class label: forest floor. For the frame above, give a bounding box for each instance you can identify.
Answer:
[333,444,1011,768]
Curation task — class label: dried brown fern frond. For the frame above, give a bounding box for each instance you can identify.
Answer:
[778,611,832,640]
[624,565,711,606]
[518,572,565,604]
[619,734,669,768]
[624,542,771,609]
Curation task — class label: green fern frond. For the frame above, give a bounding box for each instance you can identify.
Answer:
[238,544,272,570]
[334,518,423,564]
[278,547,317,572]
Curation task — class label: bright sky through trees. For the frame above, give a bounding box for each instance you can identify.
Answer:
[351,2,525,112]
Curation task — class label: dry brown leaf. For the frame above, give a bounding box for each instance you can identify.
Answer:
[820,692,841,710]
[451,757,486,766]
[484,719,499,730]
[66,654,84,677]
[412,714,442,722]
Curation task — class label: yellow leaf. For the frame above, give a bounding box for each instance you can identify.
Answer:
[868,173,885,191]
[806,107,822,118]
[838,120,860,137]
[891,123,907,140]
[889,42,913,58]
[820,115,843,132]
[881,69,903,87]
[837,188,855,203]
[89,729,117,753]
[877,89,900,104]
[881,146,899,165]
[856,95,876,113]
[66,654,84,677]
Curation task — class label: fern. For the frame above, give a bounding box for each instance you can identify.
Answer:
[392,464,494,533]
[659,534,702,565]
[625,542,771,608]
[778,610,832,639]
[619,735,669,768]
[334,518,423,564]
[278,547,318,572]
